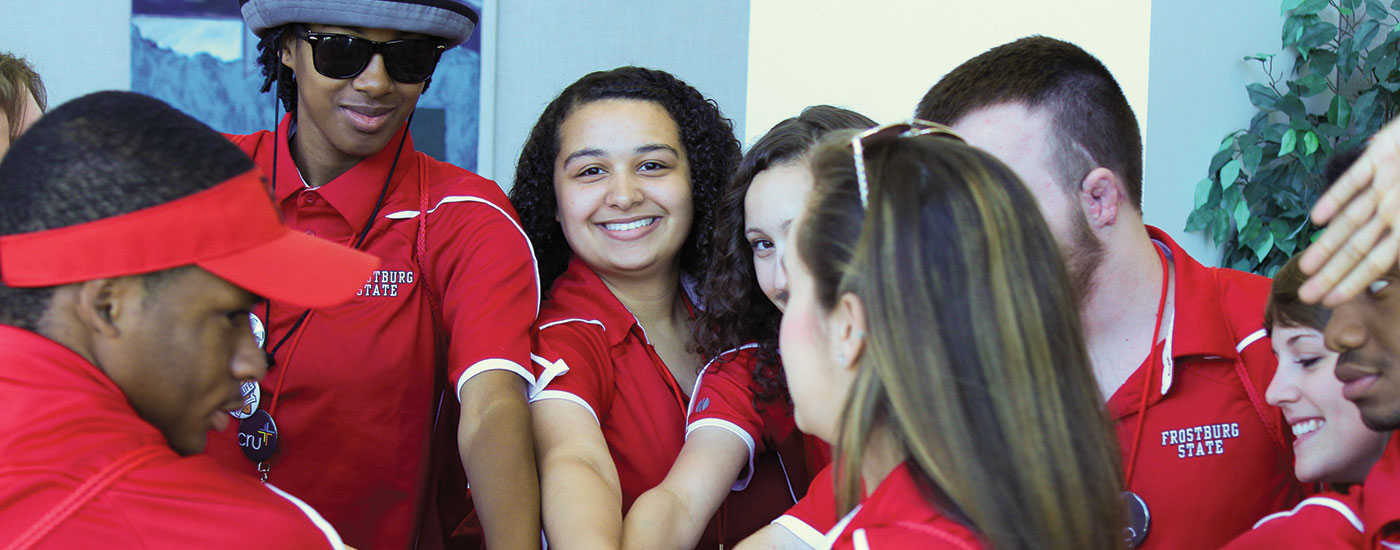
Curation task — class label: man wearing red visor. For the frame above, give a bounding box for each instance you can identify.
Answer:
[0,92,378,548]
[204,1,541,548]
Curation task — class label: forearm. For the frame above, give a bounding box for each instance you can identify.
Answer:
[539,453,624,550]
[458,375,541,550]
[623,485,705,550]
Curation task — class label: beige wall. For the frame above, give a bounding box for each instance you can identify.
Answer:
[745,0,1152,145]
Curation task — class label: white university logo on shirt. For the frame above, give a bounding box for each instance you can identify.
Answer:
[1160,422,1240,459]
[358,269,415,298]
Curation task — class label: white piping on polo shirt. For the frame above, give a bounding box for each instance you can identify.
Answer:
[1251,495,1364,533]
[683,344,763,490]
[532,389,599,425]
[266,483,347,549]
[385,195,541,317]
[772,513,828,549]
[456,358,536,402]
[1237,329,1268,354]
[686,418,757,490]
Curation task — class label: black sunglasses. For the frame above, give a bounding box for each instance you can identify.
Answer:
[295,27,445,84]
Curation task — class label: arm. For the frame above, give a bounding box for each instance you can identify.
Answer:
[1300,116,1400,305]
[733,524,815,550]
[458,371,540,550]
[534,398,624,550]
[621,428,749,550]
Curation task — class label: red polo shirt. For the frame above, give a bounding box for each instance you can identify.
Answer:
[0,326,343,549]
[819,463,981,550]
[1219,490,1365,549]
[776,228,1303,549]
[1363,436,1400,547]
[531,256,783,547]
[1108,227,1303,549]
[205,116,538,549]
[686,345,824,531]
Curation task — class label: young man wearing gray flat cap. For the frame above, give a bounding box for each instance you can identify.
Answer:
[205,2,541,548]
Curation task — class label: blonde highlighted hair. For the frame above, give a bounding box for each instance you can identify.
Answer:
[801,130,1125,550]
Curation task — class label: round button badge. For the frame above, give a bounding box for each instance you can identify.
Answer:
[248,312,266,349]
[229,380,260,419]
[238,409,278,463]
[1122,491,1151,548]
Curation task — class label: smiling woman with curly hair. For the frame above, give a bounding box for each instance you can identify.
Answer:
[509,66,744,548]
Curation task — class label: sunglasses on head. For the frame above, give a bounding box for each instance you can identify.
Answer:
[851,119,964,209]
[295,26,446,84]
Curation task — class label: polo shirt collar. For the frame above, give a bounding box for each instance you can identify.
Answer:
[1364,435,1400,540]
[547,255,650,348]
[0,324,127,411]
[1148,225,1240,362]
[1106,227,1243,418]
[269,113,415,236]
[545,255,703,348]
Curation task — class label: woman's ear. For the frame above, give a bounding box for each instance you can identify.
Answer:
[830,291,868,371]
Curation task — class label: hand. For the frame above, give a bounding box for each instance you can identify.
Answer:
[1299,117,1400,306]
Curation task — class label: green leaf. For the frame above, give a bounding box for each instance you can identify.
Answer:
[1309,49,1338,76]
[1243,141,1265,174]
[1294,0,1332,14]
[1234,199,1252,229]
[1246,83,1281,110]
[1254,230,1276,263]
[1220,159,1243,190]
[1304,130,1320,155]
[1283,14,1307,47]
[1351,20,1383,61]
[1367,0,1388,18]
[1280,129,1299,157]
[1185,209,1213,232]
[1295,73,1330,96]
[1213,209,1231,244]
[1299,21,1340,54]
[1217,133,1237,153]
[1354,88,1383,127]
[1283,0,1306,13]
[1277,92,1309,121]
[1328,95,1353,128]
[1194,178,1215,209]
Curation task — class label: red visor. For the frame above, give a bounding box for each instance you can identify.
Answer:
[0,169,378,308]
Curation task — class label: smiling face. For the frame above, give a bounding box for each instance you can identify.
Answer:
[745,160,813,312]
[1267,324,1389,484]
[552,99,694,281]
[282,25,429,165]
[1327,268,1400,431]
[104,268,267,455]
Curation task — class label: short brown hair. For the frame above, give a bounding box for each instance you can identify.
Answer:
[1265,254,1331,333]
[0,53,46,141]
[915,36,1143,209]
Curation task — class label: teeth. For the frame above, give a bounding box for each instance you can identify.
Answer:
[602,218,657,231]
[1292,419,1325,437]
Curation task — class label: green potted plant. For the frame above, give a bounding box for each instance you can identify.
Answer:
[1186,0,1400,275]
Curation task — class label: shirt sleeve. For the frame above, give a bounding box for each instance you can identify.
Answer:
[772,463,837,547]
[1219,492,1366,549]
[528,321,614,425]
[686,349,766,490]
[427,194,540,400]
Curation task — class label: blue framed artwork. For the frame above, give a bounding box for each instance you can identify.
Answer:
[130,0,489,173]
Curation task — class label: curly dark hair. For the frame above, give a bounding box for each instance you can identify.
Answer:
[695,105,875,407]
[254,24,436,116]
[509,66,740,293]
